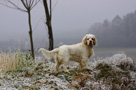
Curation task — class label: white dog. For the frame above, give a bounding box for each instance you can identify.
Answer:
[39,34,97,73]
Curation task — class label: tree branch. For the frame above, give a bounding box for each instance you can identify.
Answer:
[21,0,28,10]
[30,0,34,7]
[0,1,27,12]
[25,0,29,8]
[0,0,40,12]
[52,0,59,11]
[50,0,52,20]
[31,0,40,10]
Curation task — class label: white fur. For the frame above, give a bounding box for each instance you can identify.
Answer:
[39,34,97,73]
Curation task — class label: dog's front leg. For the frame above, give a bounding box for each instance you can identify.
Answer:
[84,64,89,69]
[81,58,89,69]
[78,62,84,69]
[63,65,70,73]
[62,60,70,73]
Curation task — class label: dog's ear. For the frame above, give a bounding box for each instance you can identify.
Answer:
[82,36,87,45]
[93,38,97,46]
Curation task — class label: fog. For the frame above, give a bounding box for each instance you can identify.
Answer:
[88,11,136,47]
[0,0,136,51]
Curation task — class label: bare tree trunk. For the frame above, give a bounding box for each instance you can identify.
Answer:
[28,10,35,59]
[0,0,40,59]
[48,24,54,50]
[43,0,54,50]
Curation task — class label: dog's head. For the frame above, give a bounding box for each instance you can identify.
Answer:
[82,34,97,47]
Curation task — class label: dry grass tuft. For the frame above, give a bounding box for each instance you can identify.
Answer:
[0,50,32,73]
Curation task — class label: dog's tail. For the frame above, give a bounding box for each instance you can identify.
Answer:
[39,48,59,59]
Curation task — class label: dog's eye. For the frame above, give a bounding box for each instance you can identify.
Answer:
[86,38,89,40]
[92,38,95,40]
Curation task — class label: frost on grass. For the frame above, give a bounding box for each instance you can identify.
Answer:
[0,53,136,90]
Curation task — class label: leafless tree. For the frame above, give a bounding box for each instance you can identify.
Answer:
[0,0,40,59]
[42,0,54,50]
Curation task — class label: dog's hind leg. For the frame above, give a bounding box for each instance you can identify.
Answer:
[55,55,60,71]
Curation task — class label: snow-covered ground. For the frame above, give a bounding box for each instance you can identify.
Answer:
[0,54,136,90]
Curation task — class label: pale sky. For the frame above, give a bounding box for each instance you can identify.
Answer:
[0,0,136,41]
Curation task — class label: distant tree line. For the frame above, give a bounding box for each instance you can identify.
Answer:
[88,10,136,47]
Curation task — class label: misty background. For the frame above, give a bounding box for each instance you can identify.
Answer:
[0,0,136,52]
